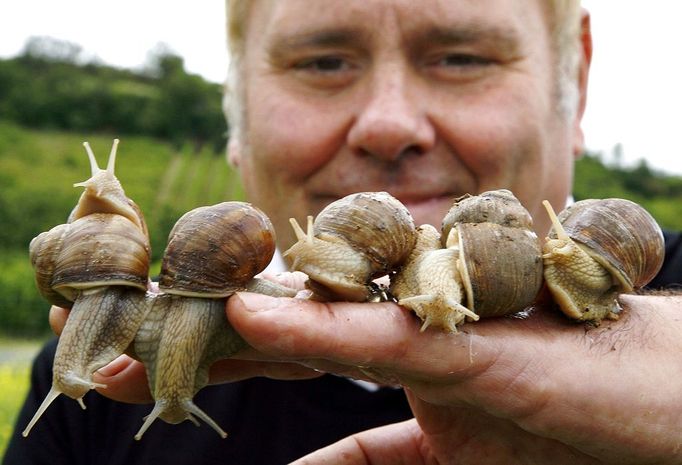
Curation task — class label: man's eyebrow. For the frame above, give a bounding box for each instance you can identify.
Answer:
[267,29,367,59]
[265,24,523,60]
[417,25,522,55]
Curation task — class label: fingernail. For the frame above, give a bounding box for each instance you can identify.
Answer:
[235,292,282,312]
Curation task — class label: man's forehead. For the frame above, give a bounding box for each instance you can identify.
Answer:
[248,0,546,51]
[248,0,546,35]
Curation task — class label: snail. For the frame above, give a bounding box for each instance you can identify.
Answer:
[23,140,152,436]
[542,198,665,324]
[283,192,417,301]
[133,201,297,440]
[391,190,544,332]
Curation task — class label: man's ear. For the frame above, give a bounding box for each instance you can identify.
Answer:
[573,8,593,158]
[227,137,242,168]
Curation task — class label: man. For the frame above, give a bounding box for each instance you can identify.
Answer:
[5,1,682,464]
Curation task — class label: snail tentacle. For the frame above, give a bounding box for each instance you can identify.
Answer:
[24,140,152,435]
[542,198,664,324]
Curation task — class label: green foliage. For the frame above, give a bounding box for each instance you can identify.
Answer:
[574,153,682,231]
[0,252,48,337]
[0,38,227,153]
[0,336,41,458]
[0,121,244,337]
[0,363,32,458]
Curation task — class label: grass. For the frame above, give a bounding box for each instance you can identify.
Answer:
[0,337,44,459]
[0,364,31,458]
[0,120,246,336]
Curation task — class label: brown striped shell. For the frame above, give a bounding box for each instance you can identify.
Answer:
[283,192,417,301]
[454,222,543,317]
[441,189,533,248]
[390,189,543,332]
[444,189,542,318]
[158,201,276,297]
[549,198,664,291]
[29,213,150,305]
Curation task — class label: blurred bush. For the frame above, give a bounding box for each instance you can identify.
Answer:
[0,122,243,337]
[0,37,227,153]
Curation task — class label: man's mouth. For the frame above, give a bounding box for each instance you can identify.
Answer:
[398,194,458,228]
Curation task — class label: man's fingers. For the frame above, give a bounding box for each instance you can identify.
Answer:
[92,355,153,404]
[48,306,69,336]
[208,358,325,383]
[290,419,425,465]
[258,270,309,291]
[227,292,503,382]
[90,353,326,404]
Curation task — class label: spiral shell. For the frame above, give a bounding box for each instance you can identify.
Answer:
[29,213,150,304]
[158,201,276,297]
[283,192,417,301]
[391,189,543,332]
[550,198,664,290]
[543,198,665,323]
[455,222,543,318]
[441,189,533,247]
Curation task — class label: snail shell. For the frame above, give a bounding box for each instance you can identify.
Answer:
[23,140,152,437]
[159,202,276,297]
[29,213,149,303]
[391,189,543,332]
[454,222,544,318]
[441,189,534,245]
[283,192,417,301]
[134,201,292,440]
[542,198,665,323]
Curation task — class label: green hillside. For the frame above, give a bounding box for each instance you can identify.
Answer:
[0,121,244,336]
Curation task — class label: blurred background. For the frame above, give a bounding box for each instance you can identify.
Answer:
[0,1,681,453]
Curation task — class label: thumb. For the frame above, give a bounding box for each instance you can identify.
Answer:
[289,419,425,465]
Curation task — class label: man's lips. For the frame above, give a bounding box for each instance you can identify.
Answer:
[399,194,457,227]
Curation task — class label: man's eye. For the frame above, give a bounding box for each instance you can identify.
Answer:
[437,54,492,68]
[296,56,348,72]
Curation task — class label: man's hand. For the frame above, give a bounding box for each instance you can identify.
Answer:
[49,280,682,464]
[226,291,682,465]
[46,271,321,404]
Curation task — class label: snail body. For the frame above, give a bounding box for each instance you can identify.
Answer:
[23,140,152,436]
[391,190,544,332]
[283,192,417,301]
[389,224,476,331]
[542,198,665,324]
[134,201,295,440]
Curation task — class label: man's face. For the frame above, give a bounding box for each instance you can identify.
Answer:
[231,0,587,250]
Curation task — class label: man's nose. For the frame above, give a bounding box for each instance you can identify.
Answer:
[347,71,436,162]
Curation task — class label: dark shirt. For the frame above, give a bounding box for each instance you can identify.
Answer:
[648,231,682,290]
[5,231,682,465]
[4,345,411,465]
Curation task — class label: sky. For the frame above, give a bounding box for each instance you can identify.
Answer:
[1,1,681,175]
